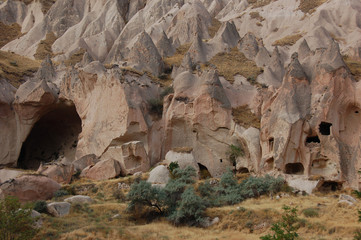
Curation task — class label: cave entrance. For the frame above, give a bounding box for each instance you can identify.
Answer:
[198,163,212,179]
[318,181,342,192]
[284,163,304,175]
[319,122,332,135]
[17,104,82,170]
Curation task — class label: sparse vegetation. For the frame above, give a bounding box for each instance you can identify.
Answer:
[302,208,319,218]
[148,98,163,117]
[232,105,261,129]
[298,0,327,14]
[34,32,57,60]
[260,205,300,240]
[18,0,57,13]
[250,12,265,21]
[172,147,193,153]
[0,22,22,48]
[33,200,48,214]
[208,18,222,38]
[164,43,191,67]
[272,34,303,46]
[248,0,274,9]
[0,196,39,240]
[64,48,86,67]
[0,50,40,88]
[227,144,244,166]
[343,56,361,82]
[209,47,263,84]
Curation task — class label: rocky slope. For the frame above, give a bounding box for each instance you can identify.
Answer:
[0,0,361,190]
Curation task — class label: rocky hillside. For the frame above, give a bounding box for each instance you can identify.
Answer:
[0,0,361,192]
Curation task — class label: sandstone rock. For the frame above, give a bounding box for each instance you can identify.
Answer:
[72,154,100,172]
[82,159,121,181]
[31,210,43,228]
[165,150,199,173]
[64,195,94,204]
[338,200,354,207]
[37,163,74,184]
[155,31,175,58]
[239,32,259,60]
[147,165,170,184]
[0,175,61,201]
[339,194,357,203]
[47,202,71,217]
[0,169,23,184]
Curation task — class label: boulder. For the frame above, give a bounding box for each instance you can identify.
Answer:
[31,210,43,228]
[0,169,23,184]
[0,175,61,202]
[82,159,121,181]
[37,163,74,184]
[64,195,94,204]
[147,165,170,184]
[165,150,199,173]
[72,154,100,172]
[47,202,71,217]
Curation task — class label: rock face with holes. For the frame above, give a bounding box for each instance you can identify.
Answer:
[260,40,361,189]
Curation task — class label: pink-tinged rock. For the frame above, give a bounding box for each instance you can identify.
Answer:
[72,154,100,172]
[37,163,74,184]
[82,159,121,181]
[0,175,61,202]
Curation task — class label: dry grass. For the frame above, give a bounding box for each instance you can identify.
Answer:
[208,18,222,38]
[172,147,193,153]
[232,105,261,129]
[33,178,361,240]
[209,47,263,84]
[272,33,303,46]
[18,0,56,13]
[64,48,86,67]
[0,50,40,88]
[34,32,57,60]
[250,11,265,21]
[247,0,275,9]
[164,43,191,67]
[0,22,22,48]
[344,56,361,82]
[298,0,328,14]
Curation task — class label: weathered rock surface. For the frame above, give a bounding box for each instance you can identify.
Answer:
[37,163,74,184]
[0,175,61,201]
[47,202,71,217]
[0,169,23,184]
[72,154,99,172]
[165,150,200,173]
[147,165,170,184]
[64,195,94,204]
[81,158,121,181]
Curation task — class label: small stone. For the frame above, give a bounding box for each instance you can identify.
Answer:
[47,202,71,217]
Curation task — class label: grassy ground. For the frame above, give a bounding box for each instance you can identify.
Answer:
[272,33,303,46]
[343,56,361,82]
[208,47,263,84]
[232,105,261,129]
[298,0,328,14]
[164,44,191,68]
[208,18,222,39]
[0,50,40,88]
[34,32,57,60]
[33,174,361,240]
[64,49,86,67]
[0,22,22,48]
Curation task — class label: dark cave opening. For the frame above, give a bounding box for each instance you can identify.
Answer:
[306,136,320,144]
[17,104,82,170]
[238,167,250,173]
[318,181,342,192]
[319,122,332,135]
[198,163,212,179]
[284,163,304,175]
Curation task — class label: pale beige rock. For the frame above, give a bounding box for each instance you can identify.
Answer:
[72,154,99,172]
[0,169,23,184]
[165,150,200,173]
[83,158,121,181]
[47,202,71,217]
[37,163,74,184]
[147,165,170,184]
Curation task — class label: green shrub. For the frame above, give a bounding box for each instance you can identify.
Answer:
[197,180,217,206]
[216,170,243,205]
[302,208,319,218]
[168,161,179,177]
[227,144,244,165]
[260,205,299,240]
[54,189,70,198]
[148,98,163,116]
[168,187,207,225]
[160,86,174,98]
[354,229,361,240]
[33,200,48,213]
[353,190,361,199]
[112,189,126,202]
[240,175,284,198]
[0,196,38,240]
[127,181,166,214]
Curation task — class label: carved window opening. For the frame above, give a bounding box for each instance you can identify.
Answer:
[319,122,332,135]
[268,137,274,152]
[284,163,304,175]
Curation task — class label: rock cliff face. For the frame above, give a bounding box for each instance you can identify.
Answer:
[1,0,361,189]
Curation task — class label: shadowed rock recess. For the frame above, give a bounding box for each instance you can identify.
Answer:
[0,0,361,190]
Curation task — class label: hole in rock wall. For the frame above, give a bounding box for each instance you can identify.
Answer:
[238,167,250,173]
[306,136,320,143]
[17,104,82,170]
[268,137,274,152]
[265,157,274,171]
[284,163,304,175]
[198,163,212,179]
[318,181,342,192]
[319,122,332,135]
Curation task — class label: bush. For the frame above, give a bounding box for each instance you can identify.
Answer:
[33,200,48,213]
[0,196,38,240]
[302,208,319,218]
[168,161,179,177]
[260,205,299,240]
[148,98,163,116]
[127,181,166,214]
[227,144,244,165]
[168,187,207,225]
[240,175,284,198]
[354,229,361,240]
[54,189,70,198]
